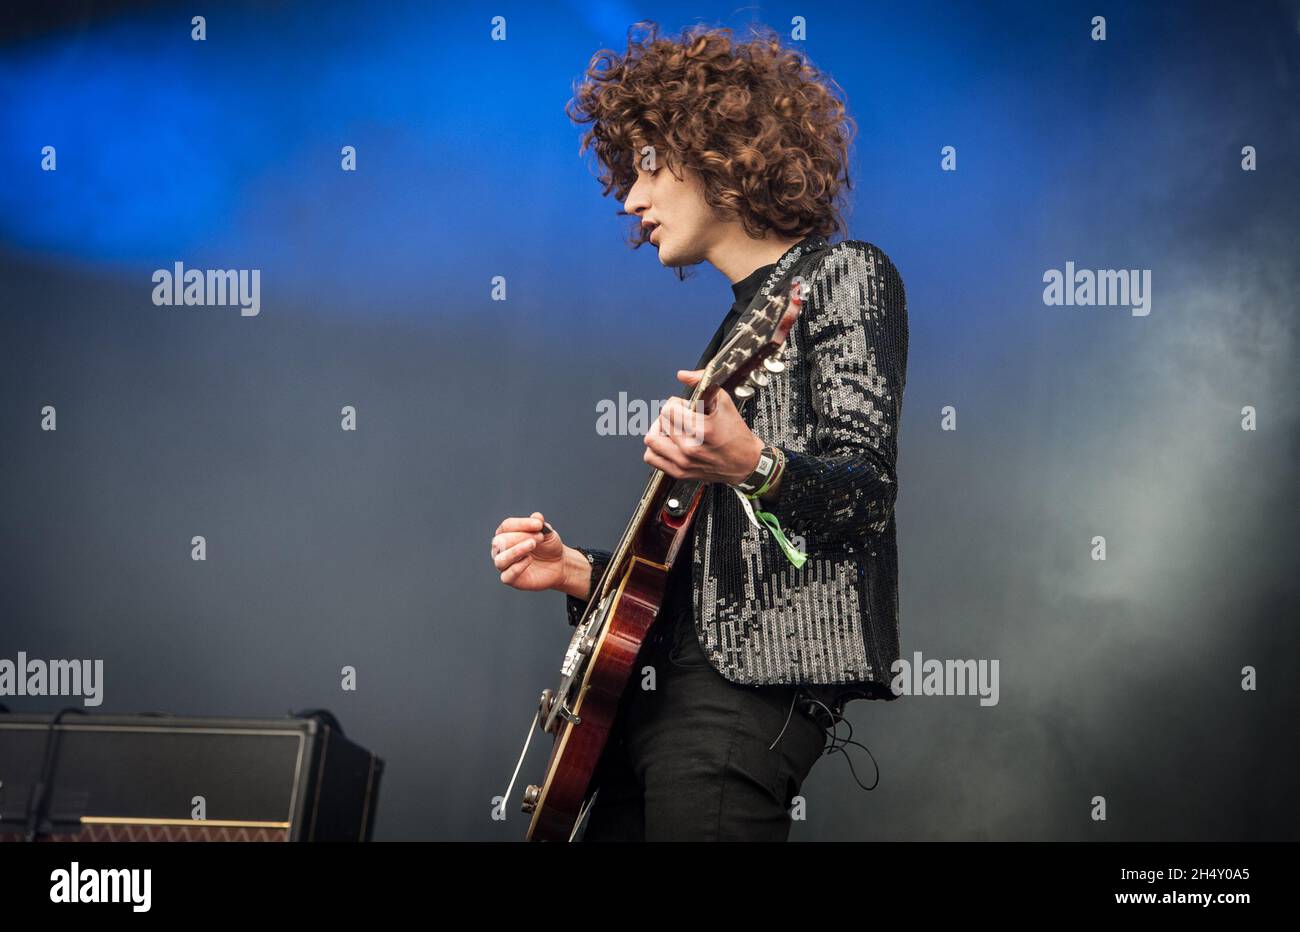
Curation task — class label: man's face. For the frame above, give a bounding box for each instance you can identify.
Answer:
[623,150,715,268]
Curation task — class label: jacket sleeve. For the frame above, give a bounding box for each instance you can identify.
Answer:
[565,546,614,626]
[768,241,908,553]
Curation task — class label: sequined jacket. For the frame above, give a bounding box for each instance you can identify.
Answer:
[567,235,908,702]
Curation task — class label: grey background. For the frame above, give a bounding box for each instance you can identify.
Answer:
[1,0,1297,840]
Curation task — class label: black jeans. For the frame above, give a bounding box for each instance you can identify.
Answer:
[579,610,836,842]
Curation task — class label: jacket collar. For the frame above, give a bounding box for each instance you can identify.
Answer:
[694,234,832,371]
[751,233,829,311]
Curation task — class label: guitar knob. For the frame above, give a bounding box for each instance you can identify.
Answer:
[539,688,561,734]
[521,784,540,814]
[734,384,755,400]
[763,357,785,373]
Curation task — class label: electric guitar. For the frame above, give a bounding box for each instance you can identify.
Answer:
[514,281,805,841]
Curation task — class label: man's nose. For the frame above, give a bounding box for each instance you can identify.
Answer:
[623,178,647,218]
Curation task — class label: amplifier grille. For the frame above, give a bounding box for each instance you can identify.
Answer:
[1,822,289,842]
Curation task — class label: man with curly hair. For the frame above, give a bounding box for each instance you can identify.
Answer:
[490,22,908,841]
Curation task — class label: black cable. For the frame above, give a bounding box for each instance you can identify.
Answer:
[805,695,880,792]
[24,706,87,842]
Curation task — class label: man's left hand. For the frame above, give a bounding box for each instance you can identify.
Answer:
[643,369,764,485]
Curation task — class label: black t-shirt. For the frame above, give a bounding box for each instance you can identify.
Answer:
[658,262,778,632]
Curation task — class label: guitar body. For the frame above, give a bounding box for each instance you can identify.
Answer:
[525,483,704,841]
[520,284,804,841]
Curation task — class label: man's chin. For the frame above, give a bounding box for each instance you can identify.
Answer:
[656,245,699,270]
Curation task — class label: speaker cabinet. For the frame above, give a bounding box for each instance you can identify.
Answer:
[0,712,382,841]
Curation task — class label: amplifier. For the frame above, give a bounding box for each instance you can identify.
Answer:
[0,711,382,841]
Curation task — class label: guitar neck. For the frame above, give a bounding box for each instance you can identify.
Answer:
[589,375,716,606]
[581,286,799,612]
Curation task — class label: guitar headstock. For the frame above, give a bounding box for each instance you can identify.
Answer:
[703,280,804,402]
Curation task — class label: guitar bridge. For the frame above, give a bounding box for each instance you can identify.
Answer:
[560,622,591,679]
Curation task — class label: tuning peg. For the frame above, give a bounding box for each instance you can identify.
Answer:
[749,369,770,388]
[734,384,755,400]
[763,358,785,373]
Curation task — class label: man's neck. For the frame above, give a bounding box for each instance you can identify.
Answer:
[707,229,804,285]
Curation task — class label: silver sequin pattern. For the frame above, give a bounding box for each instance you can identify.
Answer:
[570,237,908,699]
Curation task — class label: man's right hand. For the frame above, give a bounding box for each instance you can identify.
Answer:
[491,512,593,599]
[492,512,563,591]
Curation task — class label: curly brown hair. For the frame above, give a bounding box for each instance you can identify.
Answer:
[566,21,856,251]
